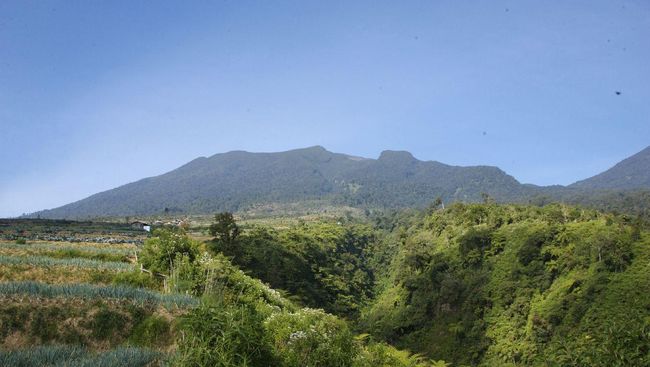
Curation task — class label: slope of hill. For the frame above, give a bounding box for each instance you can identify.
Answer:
[27,145,650,219]
[359,203,650,366]
[570,146,650,190]
[31,146,532,219]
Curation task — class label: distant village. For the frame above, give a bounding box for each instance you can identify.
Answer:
[130,219,189,232]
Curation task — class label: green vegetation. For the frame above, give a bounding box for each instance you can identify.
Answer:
[0,281,197,309]
[112,270,162,290]
[3,202,649,366]
[0,346,162,367]
[359,203,650,366]
[139,226,444,366]
[27,146,650,221]
[0,241,136,257]
[211,218,375,317]
[0,255,134,271]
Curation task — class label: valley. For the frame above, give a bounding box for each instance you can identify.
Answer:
[2,202,649,366]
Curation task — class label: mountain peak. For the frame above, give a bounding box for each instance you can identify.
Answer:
[378,150,417,163]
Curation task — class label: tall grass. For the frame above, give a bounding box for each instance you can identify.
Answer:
[0,345,163,367]
[0,281,198,309]
[0,255,134,271]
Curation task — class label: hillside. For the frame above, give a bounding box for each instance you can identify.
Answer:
[358,203,650,366]
[31,146,531,219]
[570,146,650,190]
[0,220,446,366]
[28,145,650,219]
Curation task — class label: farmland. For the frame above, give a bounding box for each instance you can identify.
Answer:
[0,220,181,365]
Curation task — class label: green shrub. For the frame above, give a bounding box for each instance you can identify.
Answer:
[140,228,200,275]
[15,238,27,245]
[112,271,161,290]
[0,305,28,338]
[355,341,446,367]
[264,308,356,367]
[29,308,60,343]
[88,307,127,340]
[173,299,274,367]
[129,315,171,347]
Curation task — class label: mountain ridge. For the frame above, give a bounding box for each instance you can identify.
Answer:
[570,146,650,190]
[27,145,650,219]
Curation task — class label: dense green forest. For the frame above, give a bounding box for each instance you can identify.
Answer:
[203,203,650,366]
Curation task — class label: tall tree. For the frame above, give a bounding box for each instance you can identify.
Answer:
[209,212,241,256]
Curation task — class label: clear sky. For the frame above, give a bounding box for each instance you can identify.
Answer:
[1,0,649,217]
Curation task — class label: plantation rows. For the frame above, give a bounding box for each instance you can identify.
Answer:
[0,281,197,310]
[0,345,162,367]
[0,242,137,256]
[0,255,134,271]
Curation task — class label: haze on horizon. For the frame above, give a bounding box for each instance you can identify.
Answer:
[1,0,649,218]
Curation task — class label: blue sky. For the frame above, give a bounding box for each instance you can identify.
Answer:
[1,0,649,217]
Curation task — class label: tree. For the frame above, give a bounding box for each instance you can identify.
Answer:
[209,212,241,256]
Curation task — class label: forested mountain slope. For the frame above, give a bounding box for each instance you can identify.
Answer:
[31,146,530,218]
[571,146,650,190]
[29,145,650,219]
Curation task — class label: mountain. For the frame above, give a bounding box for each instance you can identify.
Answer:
[31,146,532,219]
[28,145,650,219]
[570,146,650,190]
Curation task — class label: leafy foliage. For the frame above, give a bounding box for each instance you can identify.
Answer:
[359,203,650,366]
[212,219,375,317]
[140,227,200,275]
[264,308,356,367]
[209,212,241,255]
[173,299,273,367]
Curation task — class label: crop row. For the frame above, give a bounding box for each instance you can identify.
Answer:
[0,345,162,367]
[0,255,134,271]
[0,242,137,256]
[0,281,198,309]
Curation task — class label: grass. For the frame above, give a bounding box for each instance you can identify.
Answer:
[0,242,137,256]
[0,264,118,285]
[0,281,198,310]
[0,255,134,271]
[0,345,163,367]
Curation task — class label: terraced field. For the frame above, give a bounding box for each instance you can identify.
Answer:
[0,223,191,366]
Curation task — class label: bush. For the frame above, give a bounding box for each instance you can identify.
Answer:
[112,271,161,290]
[355,341,446,367]
[173,299,273,367]
[29,308,60,342]
[88,307,128,340]
[15,238,27,245]
[129,315,171,347]
[264,308,356,367]
[140,228,200,275]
